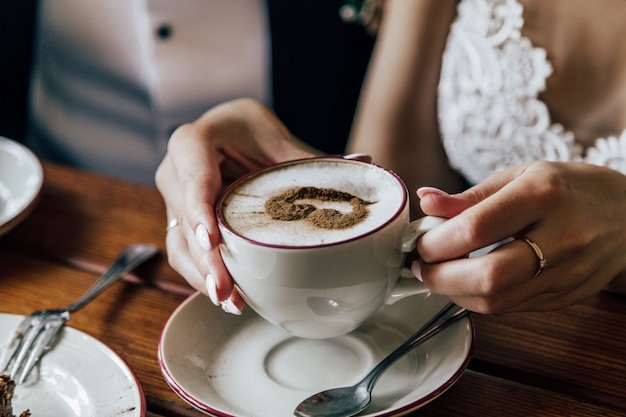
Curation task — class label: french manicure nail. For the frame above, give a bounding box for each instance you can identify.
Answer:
[220,299,242,315]
[206,274,219,306]
[196,224,212,251]
[343,152,370,160]
[416,187,449,199]
[411,260,423,282]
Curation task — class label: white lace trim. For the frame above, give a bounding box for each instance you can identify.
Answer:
[437,0,626,184]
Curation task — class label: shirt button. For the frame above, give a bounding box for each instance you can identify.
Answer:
[156,24,173,40]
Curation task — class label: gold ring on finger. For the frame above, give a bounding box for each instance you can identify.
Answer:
[519,236,547,278]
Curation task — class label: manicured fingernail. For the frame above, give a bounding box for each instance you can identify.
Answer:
[220,299,242,315]
[196,224,212,251]
[343,152,370,160]
[206,274,219,306]
[416,187,449,199]
[411,260,423,282]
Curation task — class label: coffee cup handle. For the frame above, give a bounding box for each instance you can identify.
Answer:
[401,216,447,252]
[385,216,447,305]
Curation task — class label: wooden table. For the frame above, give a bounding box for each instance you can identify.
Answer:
[2,162,625,417]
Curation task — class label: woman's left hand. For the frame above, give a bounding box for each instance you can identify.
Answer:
[413,161,626,313]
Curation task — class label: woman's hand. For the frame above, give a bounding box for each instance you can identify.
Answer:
[155,98,319,313]
[413,161,626,313]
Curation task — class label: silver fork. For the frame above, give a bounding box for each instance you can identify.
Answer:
[0,243,159,384]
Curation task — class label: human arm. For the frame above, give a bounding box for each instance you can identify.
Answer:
[348,0,466,216]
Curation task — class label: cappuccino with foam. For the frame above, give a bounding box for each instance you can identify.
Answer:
[216,157,441,339]
[218,158,407,246]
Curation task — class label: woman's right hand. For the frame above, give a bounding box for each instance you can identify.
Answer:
[155,98,319,313]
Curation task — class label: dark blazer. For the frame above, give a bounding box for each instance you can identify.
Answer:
[0,0,37,143]
[0,1,374,155]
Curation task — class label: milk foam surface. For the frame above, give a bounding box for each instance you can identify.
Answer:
[220,160,406,246]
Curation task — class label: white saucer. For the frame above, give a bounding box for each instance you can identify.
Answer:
[0,136,43,237]
[0,314,145,417]
[159,292,473,417]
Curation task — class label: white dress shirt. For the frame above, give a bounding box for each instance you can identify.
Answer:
[28,0,270,184]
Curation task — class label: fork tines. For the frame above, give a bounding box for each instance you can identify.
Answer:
[0,312,68,384]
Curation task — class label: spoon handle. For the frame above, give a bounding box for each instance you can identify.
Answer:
[66,243,160,312]
[361,302,469,392]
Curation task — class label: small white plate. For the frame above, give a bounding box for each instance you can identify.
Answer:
[0,314,145,417]
[159,292,473,417]
[0,136,43,237]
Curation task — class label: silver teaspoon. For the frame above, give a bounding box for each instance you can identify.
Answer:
[293,302,469,417]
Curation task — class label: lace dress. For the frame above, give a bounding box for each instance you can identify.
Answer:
[437,0,626,184]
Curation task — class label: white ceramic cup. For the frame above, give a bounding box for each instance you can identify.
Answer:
[216,157,444,339]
